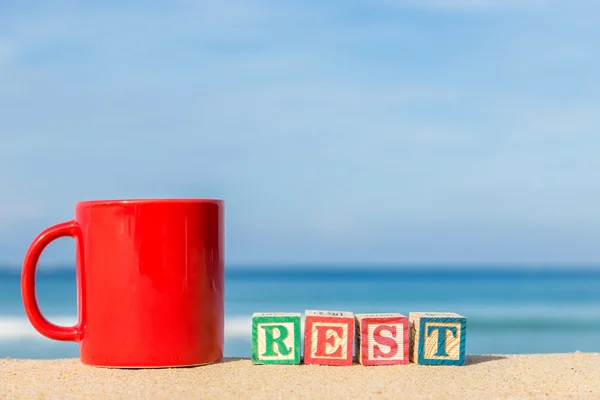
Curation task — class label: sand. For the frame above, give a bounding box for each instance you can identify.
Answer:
[1,353,599,399]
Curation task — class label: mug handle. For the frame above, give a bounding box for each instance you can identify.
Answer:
[21,221,83,342]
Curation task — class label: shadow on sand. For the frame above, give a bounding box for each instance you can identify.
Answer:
[101,355,511,368]
[221,356,509,366]
[465,355,507,366]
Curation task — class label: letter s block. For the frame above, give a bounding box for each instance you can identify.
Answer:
[304,310,354,366]
[355,313,409,366]
[252,313,301,365]
[409,312,466,366]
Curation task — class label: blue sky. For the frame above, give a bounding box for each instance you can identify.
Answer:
[1,1,599,267]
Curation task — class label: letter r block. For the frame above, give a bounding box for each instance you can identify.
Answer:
[409,312,466,366]
[304,310,354,366]
[252,313,301,365]
[355,313,409,366]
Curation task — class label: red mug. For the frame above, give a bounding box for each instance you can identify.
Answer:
[21,199,224,368]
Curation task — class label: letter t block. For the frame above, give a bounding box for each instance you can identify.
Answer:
[252,313,301,365]
[409,312,466,366]
[304,310,354,366]
[355,313,409,366]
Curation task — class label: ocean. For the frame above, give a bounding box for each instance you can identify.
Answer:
[1,265,599,359]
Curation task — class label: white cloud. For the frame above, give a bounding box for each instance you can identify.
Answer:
[0,1,283,49]
[490,100,600,140]
[377,0,548,12]
[0,39,13,66]
[0,197,44,222]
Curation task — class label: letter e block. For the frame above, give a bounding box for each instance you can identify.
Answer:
[304,310,354,366]
[409,312,466,366]
[355,313,409,366]
[252,313,301,365]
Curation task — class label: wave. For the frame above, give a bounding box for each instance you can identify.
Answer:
[0,315,305,342]
[0,316,256,342]
[2,311,600,343]
[0,316,78,340]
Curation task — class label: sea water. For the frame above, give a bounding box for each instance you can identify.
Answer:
[1,266,599,359]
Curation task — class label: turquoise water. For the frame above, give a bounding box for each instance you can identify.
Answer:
[1,266,599,358]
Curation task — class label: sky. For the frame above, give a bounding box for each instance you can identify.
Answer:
[1,0,599,268]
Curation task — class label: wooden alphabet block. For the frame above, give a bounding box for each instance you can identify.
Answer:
[252,312,301,365]
[355,313,409,366]
[409,312,466,366]
[303,310,354,366]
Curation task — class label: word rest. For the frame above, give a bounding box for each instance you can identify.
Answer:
[252,311,466,366]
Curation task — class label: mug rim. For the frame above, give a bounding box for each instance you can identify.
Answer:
[76,198,223,207]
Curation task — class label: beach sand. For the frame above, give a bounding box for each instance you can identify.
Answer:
[1,353,599,399]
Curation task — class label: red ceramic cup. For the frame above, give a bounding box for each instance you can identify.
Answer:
[21,199,224,368]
